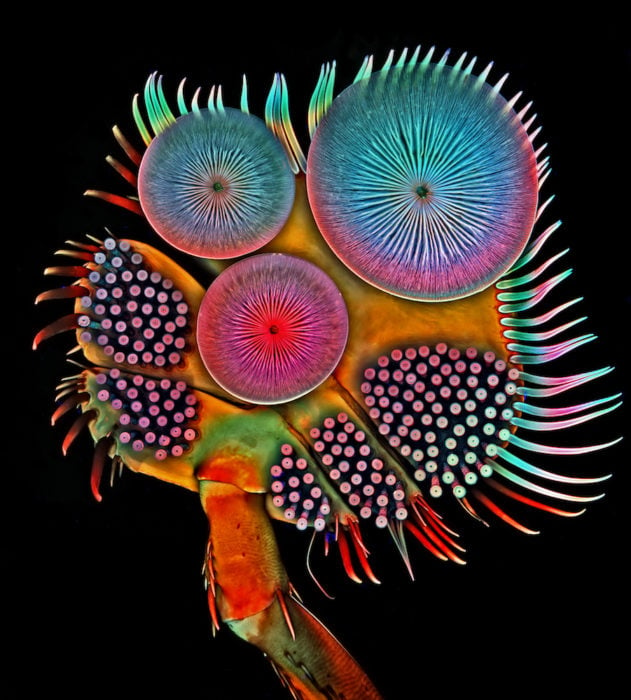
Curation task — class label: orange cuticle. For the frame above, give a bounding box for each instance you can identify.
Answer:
[199,480,288,623]
[199,477,383,699]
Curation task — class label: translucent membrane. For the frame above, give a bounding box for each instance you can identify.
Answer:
[307,63,538,300]
[197,254,348,404]
[139,108,295,258]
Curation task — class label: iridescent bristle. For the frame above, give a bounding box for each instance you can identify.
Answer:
[307,52,540,301]
[138,107,296,259]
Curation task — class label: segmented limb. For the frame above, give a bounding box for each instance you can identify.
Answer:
[198,478,382,700]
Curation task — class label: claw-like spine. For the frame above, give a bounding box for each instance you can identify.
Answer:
[276,589,296,641]
[62,410,96,456]
[203,539,220,633]
[91,437,113,502]
[33,314,83,350]
[35,287,89,304]
[387,520,414,580]
[51,392,89,425]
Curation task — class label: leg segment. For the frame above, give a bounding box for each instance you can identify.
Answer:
[199,480,381,699]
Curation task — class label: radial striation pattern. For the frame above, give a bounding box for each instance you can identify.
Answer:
[307,60,539,301]
[360,344,519,498]
[197,254,349,404]
[138,108,295,258]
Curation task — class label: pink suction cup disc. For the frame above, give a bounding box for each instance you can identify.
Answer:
[197,254,349,404]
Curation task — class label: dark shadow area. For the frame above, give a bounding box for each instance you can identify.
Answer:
[12,14,628,699]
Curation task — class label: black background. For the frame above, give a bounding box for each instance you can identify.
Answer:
[12,12,629,699]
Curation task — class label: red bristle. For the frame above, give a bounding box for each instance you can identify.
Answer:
[62,410,96,455]
[113,125,143,166]
[472,489,539,535]
[348,521,380,584]
[33,314,82,349]
[44,266,90,278]
[486,478,585,517]
[84,190,143,215]
[404,520,449,562]
[35,287,89,304]
[90,438,112,502]
[51,392,89,425]
[336,528,362,584]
